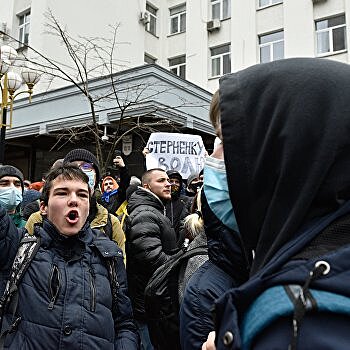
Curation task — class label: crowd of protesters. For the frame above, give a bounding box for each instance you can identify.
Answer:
[1,57,350,350]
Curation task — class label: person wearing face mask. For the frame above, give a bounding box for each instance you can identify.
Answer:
[185,172,203,197]
[203,59,350,350]
[165,170,191,246]
[179,138,250,350]
[25,149,126,262]
[0,165,26,228]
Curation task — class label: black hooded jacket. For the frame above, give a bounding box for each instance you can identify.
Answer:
[220,57,350,275]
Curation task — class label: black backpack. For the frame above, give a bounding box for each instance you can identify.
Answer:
[144,245,207,350]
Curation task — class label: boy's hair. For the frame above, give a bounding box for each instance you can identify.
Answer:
[41,164,91,205]
[141,168,166,185]
[209,89,222,140]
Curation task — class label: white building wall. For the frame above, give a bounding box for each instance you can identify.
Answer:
[185,0,209,88]
[283,0,315,58]
[231,1,257,70]
[2,0,350,94]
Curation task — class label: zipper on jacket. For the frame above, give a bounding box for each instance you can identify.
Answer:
[48,264,61,310]
[89,267,96,312]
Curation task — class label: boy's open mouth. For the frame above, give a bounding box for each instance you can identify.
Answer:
[66,210,79,224]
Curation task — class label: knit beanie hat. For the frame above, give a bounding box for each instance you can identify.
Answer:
[63,148,100,186]
[167,170,183,183]
[186,172,199,185]
[0,165,24,191]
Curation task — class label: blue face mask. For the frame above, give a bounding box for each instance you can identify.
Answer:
[203,156,239,232]
[0,187,23,212]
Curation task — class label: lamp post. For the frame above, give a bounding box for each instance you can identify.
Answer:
[0,45,40,165]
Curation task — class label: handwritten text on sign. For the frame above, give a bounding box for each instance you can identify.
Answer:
[146,133,206,179]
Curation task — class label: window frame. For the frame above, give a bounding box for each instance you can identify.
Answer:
[146,3,158,36]
[211,0,231,21]
[210,44,231,78]
[315,15,347,57]
[259,30,284,63]
[169,4,186,35]
[169,55,186,79]
[257,0,283,9]
[18,10,30,46]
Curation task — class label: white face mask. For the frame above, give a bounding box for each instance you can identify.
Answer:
[0,187,23,212]
[81,169,96,193]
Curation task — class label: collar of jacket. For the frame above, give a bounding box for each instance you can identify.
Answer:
[138,187,166,214]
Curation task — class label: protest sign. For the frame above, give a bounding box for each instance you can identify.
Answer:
[145,132,206,179]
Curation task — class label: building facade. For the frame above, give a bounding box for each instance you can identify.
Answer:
[1,0,350,177]
[2,0,350,94]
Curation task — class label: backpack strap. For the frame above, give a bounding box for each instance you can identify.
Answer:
[241,261,340,350]
[0,233,40,350]
[92,236,122,316]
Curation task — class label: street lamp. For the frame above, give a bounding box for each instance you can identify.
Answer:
[0,45,40,164]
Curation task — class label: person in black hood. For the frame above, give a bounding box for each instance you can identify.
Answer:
[202,58,350,350]
[166,169,191,245]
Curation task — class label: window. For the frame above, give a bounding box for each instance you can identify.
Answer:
[211,0,230,20]
[170,4,186,34]
[146,3,157,36]
[259,31,284,63]
[144,53,157,64]
[210,44,231,77]
[316,15,346,56]
[169,55,186,79]
[258,0,283,8]
[18,11,30,45]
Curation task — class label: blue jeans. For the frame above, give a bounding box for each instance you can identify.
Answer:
[135,320,154,350]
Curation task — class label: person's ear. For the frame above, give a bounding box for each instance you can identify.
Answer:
[39,201,47,216]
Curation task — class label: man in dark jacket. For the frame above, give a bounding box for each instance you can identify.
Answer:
[0,164,139,349]
[126,168,177,350]
[165,170,191,246]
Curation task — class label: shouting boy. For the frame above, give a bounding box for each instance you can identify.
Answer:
[0,164,139,349]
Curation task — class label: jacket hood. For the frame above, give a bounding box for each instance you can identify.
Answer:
[220,57,350,274]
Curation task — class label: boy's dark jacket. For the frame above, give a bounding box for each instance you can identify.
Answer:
[0,206,138,349]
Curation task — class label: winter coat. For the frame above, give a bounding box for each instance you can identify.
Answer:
[0,206,139,350]
[126,187,177,321]
[165,195,190,246]
[9,210,26,228]
[179,192,249,350]
[177,230,208,303]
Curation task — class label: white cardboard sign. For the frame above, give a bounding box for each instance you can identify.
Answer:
[145,132,206,179]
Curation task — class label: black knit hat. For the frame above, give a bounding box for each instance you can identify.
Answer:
[0,165,24,191]
[63,148,100,186]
